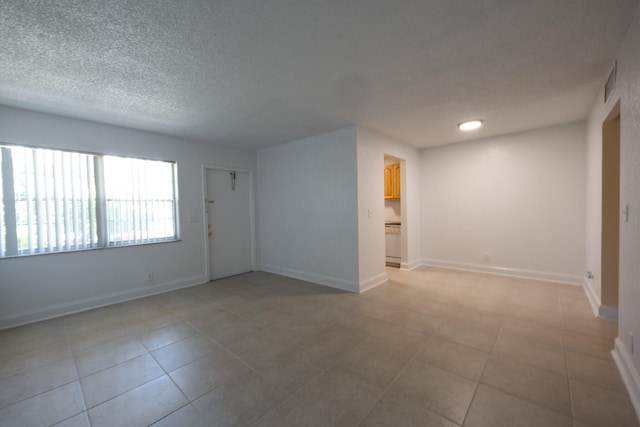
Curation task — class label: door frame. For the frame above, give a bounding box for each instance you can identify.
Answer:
[383,154,408,269]
[201,164,257,280]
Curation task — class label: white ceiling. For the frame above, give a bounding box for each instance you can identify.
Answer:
[0,0,638,150]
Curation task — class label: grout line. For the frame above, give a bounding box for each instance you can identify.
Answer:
[65,323,92,426]
[562,328,577,424]
[352,341,424,427]
[459,310,504,427]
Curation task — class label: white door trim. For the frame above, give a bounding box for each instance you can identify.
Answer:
[201,164,256,281]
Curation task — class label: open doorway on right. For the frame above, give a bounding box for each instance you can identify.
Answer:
[384,154,403,268]
[601,100,621,319]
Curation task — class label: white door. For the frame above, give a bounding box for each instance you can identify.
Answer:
[206,169,253,280]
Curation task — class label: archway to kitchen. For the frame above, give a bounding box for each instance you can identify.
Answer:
[383,154,407,269]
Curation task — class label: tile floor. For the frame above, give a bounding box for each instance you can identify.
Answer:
[0,267,637,427]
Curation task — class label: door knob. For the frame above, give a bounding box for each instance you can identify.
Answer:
[208,232,212,237]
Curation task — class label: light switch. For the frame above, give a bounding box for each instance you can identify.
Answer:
[188,214,198,223]
[368,209,374,218]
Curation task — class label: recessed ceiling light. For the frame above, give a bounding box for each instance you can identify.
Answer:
[458,120,483,131]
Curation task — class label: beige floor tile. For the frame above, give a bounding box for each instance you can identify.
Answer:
[563,316,618,340]
[253,397,338,427]
[570,379,640,427]
[68,327,133,355]
[499,318,564,346]
[193,371,288,427]
[389,309,444,335]
[0,270,628,427]
[65,316,128,344]
[296,366,383,427]
[347,298,404,323]
[225,325,303,367]
[436,317,499,352]
[464,384,572,427]
[404,298,456,318]
[0,357,78,409]
[563,331,614,361]
[332,313,388,338]
[0,319,66,354]
[416,336,489,381]
[389,359,476,424]
[0,381,85,427]
[169,348,250,400]
[294,303,349,324]
[491,332,567,374]
[80,353,164,408]
[122,312,180,337]
[566,350,627,394]
[480,356,571,415]
[504,306,564,328]
[336,337,420,389]
[0,340,73,380]
[288,324,366,368]
[267,315,329,341]
[138,322,198,351]
[150,404,208,427]
[255,346,326,394]
[560,301,596,320]
[359,393,460,427]
[75,336,147,377]
[227,300,296,327]
[88,376,187,427]
[151,333,219,372]
[187,309,259,345]
[52,412,91,427]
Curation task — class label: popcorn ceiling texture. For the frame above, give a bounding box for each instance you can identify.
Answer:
[0,0,638,149]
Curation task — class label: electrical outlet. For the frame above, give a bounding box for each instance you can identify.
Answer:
[484,253,490,263]
[147,272,154,282]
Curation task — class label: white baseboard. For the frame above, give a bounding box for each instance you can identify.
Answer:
[420,258,583,285]
[599,304,619,321]
[359,272,388,293]
[582,278,619,320]
[612,338,640,423]
[0,275,208,330]
[583,277,602,317]
[400,259,422,271]
[260,264,358,293]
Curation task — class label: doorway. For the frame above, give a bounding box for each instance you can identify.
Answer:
[205,167,255,280]
[601,101,620,314]
[384,154,405,268]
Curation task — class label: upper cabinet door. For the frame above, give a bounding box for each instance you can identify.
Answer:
[384,163,400,200]
[384,165,394,199]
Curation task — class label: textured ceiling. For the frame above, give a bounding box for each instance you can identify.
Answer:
[0,0,638,149]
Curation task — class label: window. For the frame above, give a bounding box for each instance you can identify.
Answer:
[0,144,178,258]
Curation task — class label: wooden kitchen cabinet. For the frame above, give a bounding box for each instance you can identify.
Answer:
[384,163,400,199]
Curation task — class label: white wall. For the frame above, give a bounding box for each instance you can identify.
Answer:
[594,5,640,416]
[421,122,586,284]
[257,127,360,292]
[357,127,422,290]
[0,105,256,328]
[585,85,607,308]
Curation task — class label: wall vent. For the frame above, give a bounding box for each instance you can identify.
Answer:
[605,61,617,103]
